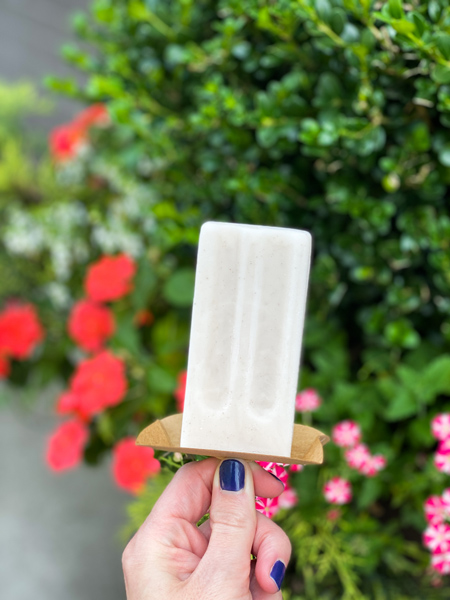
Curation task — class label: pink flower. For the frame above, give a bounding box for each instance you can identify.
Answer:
[256,461,288,485]
[423,524,450,554]
[256,460,288,486]
[439,438,450,453]
[359,454,387,477]
[332,420,362,448]
[434,448,450,475]
[278,485,298,509]
[327,508,341,521]
[432,414,450,441]
[255,496,280,519]
[425,496,447,526]
[345,443,371,470]
[295,388,321,412]
[323,477,352,505]
[431,552,450,575]
[289,463,303,473]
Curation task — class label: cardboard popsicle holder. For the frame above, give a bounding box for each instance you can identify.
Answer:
[137,414,329,465]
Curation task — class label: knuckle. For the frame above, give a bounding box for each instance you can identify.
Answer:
[211,506,254,532]
[121,537,137,572]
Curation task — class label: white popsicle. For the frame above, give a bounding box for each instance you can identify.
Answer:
[180,222,312,457]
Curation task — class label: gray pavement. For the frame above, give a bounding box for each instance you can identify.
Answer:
[0,3,131,597]
[0,384,127,600]
[0,0,89,126]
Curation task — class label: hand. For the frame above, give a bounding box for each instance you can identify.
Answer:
[122,458,291,599]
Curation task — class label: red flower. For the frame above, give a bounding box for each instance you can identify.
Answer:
[49,123,86,162]
[46,419,89,472]
[75,104,110,129]
[58,351,127,420]
[112,437,160,494]
[0,303,44,359]
[175,370,187,412]
[56,390,80,417]
[68,299,115,353]
[85,254,136,303]
[0,354,10,379]
[134,309,154,327]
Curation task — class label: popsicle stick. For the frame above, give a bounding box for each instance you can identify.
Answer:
[136,415,329,466]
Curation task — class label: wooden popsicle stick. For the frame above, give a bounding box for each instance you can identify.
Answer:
[136,414,329,466]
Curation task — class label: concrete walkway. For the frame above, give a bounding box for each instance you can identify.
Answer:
[0,3,133,597]
[0,385,127,600]
[0,0,88,125]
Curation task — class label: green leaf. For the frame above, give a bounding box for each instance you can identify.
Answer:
[431,64,450,84]
[434,33,450,60]
[391,19,415,35]
[97,413,115,444]
[257,126,280,148]
[131,260,157,310]
[428,0,442,23]
[358,478,383,510]
[411,12,427,37]
[163,268,195,307]
[421,355,450,398]
[408,417,435,448]
[147,363,176,394]
[406,122,431,152]
[384,388,417,421]
[112,313,141,355]
[438,143,450,166]
[315,0,332,25]
[384,319,420,349]
[330,8,346,36]
[388,0,404,19]
[44,76,78,96]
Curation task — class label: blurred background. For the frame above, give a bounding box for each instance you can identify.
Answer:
[0,1,126,599]
[2,1,450,598]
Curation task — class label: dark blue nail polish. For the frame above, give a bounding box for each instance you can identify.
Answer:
[219,459,245,491]
[269,472,285,487]
[270,560,286,590]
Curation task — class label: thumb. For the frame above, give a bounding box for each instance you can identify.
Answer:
[199,459,257,585]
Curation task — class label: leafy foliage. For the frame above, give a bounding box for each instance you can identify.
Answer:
[2,0,450,596]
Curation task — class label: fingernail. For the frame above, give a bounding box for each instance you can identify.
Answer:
[270,560,286,590]
[269,472,285,487]
[219,459,245,491]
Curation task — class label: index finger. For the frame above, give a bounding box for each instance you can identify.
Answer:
[150,458,219,525]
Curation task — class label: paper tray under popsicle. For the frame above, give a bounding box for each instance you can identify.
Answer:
[136,414,329,466]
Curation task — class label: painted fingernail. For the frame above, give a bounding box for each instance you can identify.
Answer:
[219,459,245,491]
[269,472,285,487]
[270,560,286,590]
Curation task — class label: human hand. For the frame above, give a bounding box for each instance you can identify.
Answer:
[122,458,291,599]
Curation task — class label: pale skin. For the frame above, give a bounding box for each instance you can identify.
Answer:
[122,458,292,600]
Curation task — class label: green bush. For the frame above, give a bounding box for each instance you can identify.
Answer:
[4,0,450,596]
